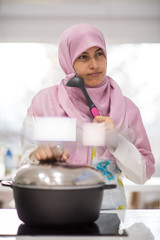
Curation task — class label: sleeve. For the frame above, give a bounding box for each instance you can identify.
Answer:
[108,99,155,184]
[19,92,43,166]
[19,115,38,166]
[108,134,148,184]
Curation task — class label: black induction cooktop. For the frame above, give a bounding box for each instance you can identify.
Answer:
[0,213,127,237]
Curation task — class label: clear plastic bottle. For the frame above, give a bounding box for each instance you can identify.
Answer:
[4,149,13,175]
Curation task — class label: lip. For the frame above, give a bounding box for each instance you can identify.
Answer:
[88,72,101,77]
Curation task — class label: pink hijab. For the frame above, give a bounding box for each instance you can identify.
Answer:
[28,23,154,178]
[58,23,126,129]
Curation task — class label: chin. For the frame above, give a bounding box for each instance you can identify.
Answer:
[85,79,103,87]
[86,83,101,88]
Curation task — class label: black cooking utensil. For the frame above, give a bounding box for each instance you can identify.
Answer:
[66,76,100,118]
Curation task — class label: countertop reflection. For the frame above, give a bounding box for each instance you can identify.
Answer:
[0,209,159,239]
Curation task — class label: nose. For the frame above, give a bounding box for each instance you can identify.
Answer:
[89,58,98,69]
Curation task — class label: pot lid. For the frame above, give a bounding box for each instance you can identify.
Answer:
[13,162,105,188]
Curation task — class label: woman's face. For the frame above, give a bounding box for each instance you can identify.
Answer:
[73,46,107,87]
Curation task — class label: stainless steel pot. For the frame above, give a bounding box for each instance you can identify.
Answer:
[1,161,116,226]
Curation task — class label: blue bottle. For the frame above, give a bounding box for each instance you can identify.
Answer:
[4,149,13,175]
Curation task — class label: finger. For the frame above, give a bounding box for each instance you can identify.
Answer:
[37,148,49,160]
[33,151,41,160]
[44,146,53,159]
[93,115,107,123]
[50,147,62,160]
[61,150,69,161]
[93,116,102,123]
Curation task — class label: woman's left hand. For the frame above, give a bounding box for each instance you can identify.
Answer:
[93,116,116,133]
[93,116,118,151]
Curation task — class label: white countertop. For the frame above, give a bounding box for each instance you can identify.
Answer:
[0,209,159,240]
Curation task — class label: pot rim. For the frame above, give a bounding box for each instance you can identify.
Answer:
[12,182,116,190]
[12,182,106,190]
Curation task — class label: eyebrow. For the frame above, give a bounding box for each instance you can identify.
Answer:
[96,48,102,52]
[81,48,102,55]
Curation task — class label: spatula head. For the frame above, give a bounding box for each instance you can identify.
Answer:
[66,76,84,88]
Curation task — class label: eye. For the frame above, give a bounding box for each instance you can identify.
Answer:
[78,54,87,59]
[96,51,104,57]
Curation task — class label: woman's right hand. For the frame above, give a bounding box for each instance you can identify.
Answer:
[30,145,69,162]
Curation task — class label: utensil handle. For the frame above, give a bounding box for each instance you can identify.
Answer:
[1,180,13,188]
[90,106,100,118]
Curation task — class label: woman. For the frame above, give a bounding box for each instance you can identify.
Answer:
[20,23,155,209]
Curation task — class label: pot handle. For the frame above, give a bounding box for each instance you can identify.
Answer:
[1,180,13,188]
[102,184,117,190]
